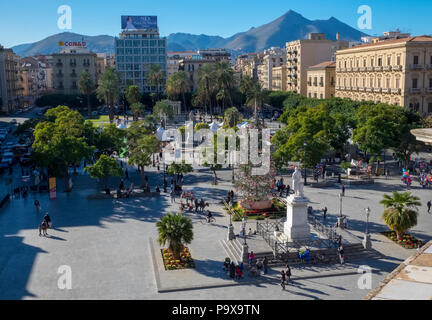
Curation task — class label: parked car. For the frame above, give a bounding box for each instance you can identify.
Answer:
[10,119,17,125]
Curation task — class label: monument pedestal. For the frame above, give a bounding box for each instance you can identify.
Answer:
[284,195,311,241]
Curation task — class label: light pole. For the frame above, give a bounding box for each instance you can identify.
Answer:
[241,215,249,264]
[339,193,343,217]
[227,199,236,241]
[362,207,372,250]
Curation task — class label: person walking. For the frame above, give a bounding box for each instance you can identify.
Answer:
[124,168,129,180]
[285,265,292,284]
[34,199,40,213]
[263,256,269,275]
[323,207,328,220]
[341,184,345,196]
[170,187,175,203]
[249,251,255,265]
[280,270,286,290]
[338,245,345,264]
[229,262,235,279]
[427,200,431,214]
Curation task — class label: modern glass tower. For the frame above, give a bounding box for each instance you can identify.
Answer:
[114,16,167,94]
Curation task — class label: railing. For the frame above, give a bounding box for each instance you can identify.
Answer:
[391,88,401,94]
[411,64,424,70]
[392,65,402,71]
[383,66,391,71]
[410,88,422,94]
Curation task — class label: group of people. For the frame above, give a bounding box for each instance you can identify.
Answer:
[280,264,292,290]
[224,258,244,280]
[38,212,52,236]
[116,179,134,198]
[275,178,290,197]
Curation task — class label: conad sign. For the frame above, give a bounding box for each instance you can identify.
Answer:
[58,41,87,47]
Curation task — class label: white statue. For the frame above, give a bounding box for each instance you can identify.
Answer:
[292,167,304,198]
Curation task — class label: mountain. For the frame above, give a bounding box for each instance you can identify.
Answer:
[12,10,368,57]
[12,32,116,57]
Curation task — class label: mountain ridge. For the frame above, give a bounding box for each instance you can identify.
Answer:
[11,10,368,57]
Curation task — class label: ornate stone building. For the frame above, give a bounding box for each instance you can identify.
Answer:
[335,36,432,115]
[307,61,336,99]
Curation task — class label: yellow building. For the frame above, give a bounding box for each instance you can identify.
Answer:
[335,36,432,115]
[271,66,287,91]
[0,45,23,113]
[307,61,336,99]
[286,33,349,96]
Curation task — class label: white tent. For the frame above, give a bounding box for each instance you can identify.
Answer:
[237,121,249,129]
[156,126,165,141]
[117,122,127,130]
[209,121,219,133]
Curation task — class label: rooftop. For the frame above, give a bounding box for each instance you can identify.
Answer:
[339,35,432,52]
[308,61,336,70]
[364,241,432,300]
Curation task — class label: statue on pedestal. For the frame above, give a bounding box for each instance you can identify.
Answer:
[292,167,304,198]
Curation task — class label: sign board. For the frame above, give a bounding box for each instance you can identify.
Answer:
[121,16,157,30]
[58,40,87,48]
[49,177,56,200]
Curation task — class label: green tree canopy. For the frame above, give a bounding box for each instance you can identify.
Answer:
[85,154,123,188]
[96,67,121,123]
[78,70,95,116]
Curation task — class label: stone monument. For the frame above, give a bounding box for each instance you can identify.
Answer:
[284,167,311,241]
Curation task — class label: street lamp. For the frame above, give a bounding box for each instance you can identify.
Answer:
[362,207,372,250]
[227,199,236,241]
[339,193,343,217]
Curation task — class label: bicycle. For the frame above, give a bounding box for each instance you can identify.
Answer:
[201,216,216,224]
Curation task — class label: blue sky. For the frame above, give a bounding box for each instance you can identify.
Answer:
[0,0,431,47]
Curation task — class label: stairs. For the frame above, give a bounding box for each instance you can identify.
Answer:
[342,243,383,262]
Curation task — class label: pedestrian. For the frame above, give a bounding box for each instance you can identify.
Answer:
[249,251,255,265]
[286,184,290,196]
[280,270,286,290]
[229,262,235,279]
[194,198,199,213]
[427,200,431,214]
[338,245,345,264]
[34,199,40,213]
[323,207,327,220]
[341,184,345,196]
[285,264,291,284]
[170,188,175,203]
[235,265,242,279]
[263,256,268,274]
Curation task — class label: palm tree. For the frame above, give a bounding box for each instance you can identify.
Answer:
[96,67,121,123]
[380,191,421,240]
[246,81,266,125]
[156,213,194,259]
[147,64,165,101]
[130,102,145,121]
[125,84,141,105]
[198,64,216,117]
[215,61,234,108]
[166,71,191,112]
[78,70,95,116]
[216,89,227,113]
[224,107,242,128]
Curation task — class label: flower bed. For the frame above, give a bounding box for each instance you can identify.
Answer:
[227,199,286,221]
[161,247,195,270]
[381,231,424,249]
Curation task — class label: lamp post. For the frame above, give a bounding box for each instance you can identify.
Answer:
[227,199,236,241]
[303,141,307,186]
[362,207,372,250]
[339,193,343,217]
[241,215,249,264]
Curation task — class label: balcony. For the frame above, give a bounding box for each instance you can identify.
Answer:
[319,82,324,87]
[367,67,374,72]
[346,86,352,91]
[57,85,64,90]
[339,86,345,90]
[358,87,365,92]
[352,86,358,91]
[70,73,77,77]
[392,65,403,71]
[383,66,391,71]
[83,62,90,67]
[340,68,346,72]
[335,86,340,90]
[56,62,63,67]
[307,81,312,86]
[374,88,382,93]
[391,88,401,94]
[365,87,373,92]
[410,64,424,70]
[352,67,359,72]
[359,67,366,72]
[410,88,422,94]
[374,66,383,72]
[346,68,352,72]
[382,88,391,94]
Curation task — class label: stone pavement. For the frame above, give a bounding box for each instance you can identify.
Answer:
[1,158,431,299]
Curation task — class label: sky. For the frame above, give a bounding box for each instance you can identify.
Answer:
[0,0,431,48]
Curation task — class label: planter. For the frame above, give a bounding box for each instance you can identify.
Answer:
[240,200,272,210]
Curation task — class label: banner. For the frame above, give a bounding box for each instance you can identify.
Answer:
[49,177,56,200]
[121,16,157,30]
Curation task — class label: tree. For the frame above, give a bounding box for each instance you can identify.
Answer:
[125,84,141,105]
[194,123,209,131]
[214,61,234,108]
[380,191,421,240]
[166,71,191,112]
[198,64,217,116]
[85,154,123,189]
[157,213,193,259]
[147,64,165,101]
[167,161,193,180]
[224,107,242,128]
[153,100,174,129]
[96,67,121,123]
[272,104,332,171]
[128,134,161,188]
[32,106,94,192]
[130,102,145,121]
[234,162,276,202]
[216,89,227,112]
[78,70,95,116]
[246,81,267,125]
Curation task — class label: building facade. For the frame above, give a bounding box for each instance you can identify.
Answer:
[271,66,287,91]
[167,51,196,77]
[286,33,349,96]
[258,47,286,90]
[335,36,432,115]
[52,48,100,95]
[235,53,263,81]
[115,25,167,94]
[0,45,23,113]
[307,61,336,99]
[21,56,53,106]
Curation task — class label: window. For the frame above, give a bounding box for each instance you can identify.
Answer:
[125,40,132,47]
[133,40,140,47]
[396,78,400,88]
[125,48,133,55]
[378,58,382,66]
[377,78,381,88]
[413,55,419,65]
[387,57,391,65]
[397,56,401,65]
[320,93,323,99]
[142,40,149,47]
[116,48,124,55]
[314,93,317,98]
[429,78,432,88]
[370,58,374,67]
[412,78,418,88]
[386,78,390,88]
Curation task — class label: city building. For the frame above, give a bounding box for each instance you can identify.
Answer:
[258,47,286,90]
[52,47,101,95]
[115,17,167,94]
[361,29,411,44]
[286,33,349,95]
[179,49,231,91]
[307,61,336,99]
[167,51,196,77]
[0,45,23,113]
[271,66,287,91]
[235,53,263,81]
[335,35,432,115]
[21,56,53,106]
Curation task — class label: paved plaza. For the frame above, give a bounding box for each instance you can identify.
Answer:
[1,156,432,300]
